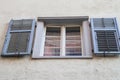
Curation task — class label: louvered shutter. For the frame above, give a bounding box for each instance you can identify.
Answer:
[91,18,120,56]
[1,19,36,56]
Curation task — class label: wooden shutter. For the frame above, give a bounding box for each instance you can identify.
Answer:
[1,19,36,57]
[91,18,120,56]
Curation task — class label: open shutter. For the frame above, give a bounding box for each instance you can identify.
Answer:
[91,18,120,56]
[1,19,36,56]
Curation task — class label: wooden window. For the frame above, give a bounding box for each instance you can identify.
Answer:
[32,17,92,58]
[44,26,82,57]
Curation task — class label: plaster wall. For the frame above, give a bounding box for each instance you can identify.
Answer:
[0,0,120,80]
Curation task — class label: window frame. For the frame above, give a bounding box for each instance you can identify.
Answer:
[43,25,82,57]
[32,16,92,59]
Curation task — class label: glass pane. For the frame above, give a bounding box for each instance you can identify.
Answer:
[44,27,60,56]
[66,27,80,36]
[45,40,60,47]
[46,27,60,36]
[66,48,82,56]
[46,36,60,40]
[44,48,60,56]
[66,40,81,47]
[66,36,81,40]
[66,27,82,56]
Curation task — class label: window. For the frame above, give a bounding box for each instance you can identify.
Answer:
[32,16,92,58]
[44,26,81,57]
[91,18,120,56]
[1,19,36,56]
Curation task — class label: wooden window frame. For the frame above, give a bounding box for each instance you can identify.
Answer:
[32,16,92,59]
[43,25,82,57]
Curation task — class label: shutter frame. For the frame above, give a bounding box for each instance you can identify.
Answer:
[91,17,120,56]
[1,19,36,57]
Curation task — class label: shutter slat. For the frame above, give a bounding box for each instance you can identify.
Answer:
[7,32,30,53]
[96,31,118,52]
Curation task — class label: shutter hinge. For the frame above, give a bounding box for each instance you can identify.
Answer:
[27,37,30,41]
[92,49,94,52]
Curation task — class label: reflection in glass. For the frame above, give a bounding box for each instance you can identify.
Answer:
[66,27,82,56]
[44,27,60,56]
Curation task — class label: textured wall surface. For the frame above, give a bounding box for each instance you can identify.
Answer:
[0,0,120,80]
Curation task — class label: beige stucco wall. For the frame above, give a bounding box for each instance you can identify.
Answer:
[0,0,120,80]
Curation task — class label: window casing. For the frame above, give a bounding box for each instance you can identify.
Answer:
[32,17,92,58]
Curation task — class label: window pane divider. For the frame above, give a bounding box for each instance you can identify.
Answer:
[60,26,66,56]
[46,36,60,37]
[66,36,80,37]
[66,46,81,48]
[66,40,81,41]
[41,27,46,56]
[45,47,60,48]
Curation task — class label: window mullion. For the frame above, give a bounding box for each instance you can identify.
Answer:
[60,26,66,56]
[41,27,46,56]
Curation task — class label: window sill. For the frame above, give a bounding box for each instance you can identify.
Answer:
[32,56,93,59]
